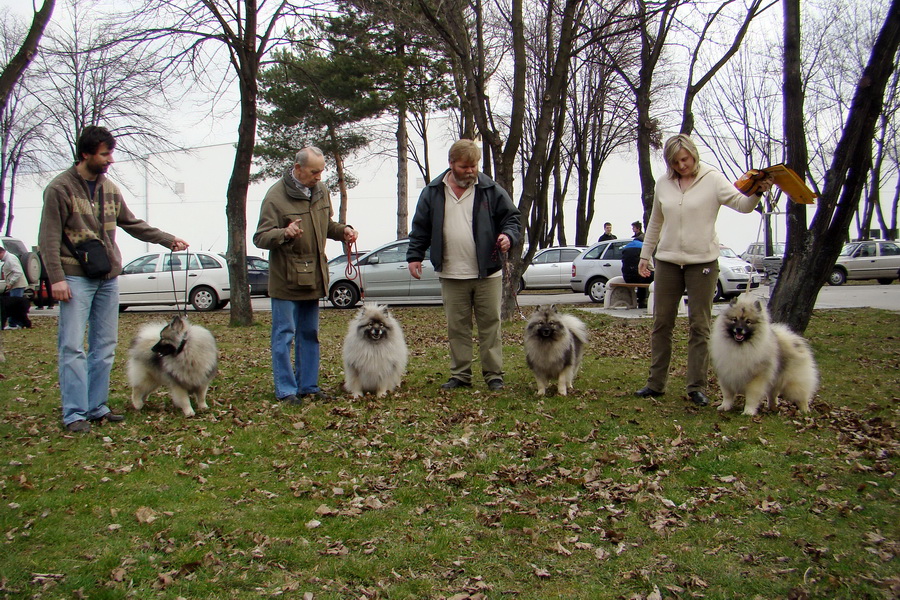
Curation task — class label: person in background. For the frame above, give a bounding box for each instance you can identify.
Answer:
[597,222,616,242]
[0,246,28,328]
[631,221,644,241]
[621,238,652,309]
[39,125,189,433]
[634,134,772,407]
[407,139,521,391]
[253,146,358,405]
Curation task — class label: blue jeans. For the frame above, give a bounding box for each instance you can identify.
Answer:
[58,276,119,425]
[270,298,321,398]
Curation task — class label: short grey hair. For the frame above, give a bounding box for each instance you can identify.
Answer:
[295,146,324,167]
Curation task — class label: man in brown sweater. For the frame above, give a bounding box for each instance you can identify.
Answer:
[39,126,188,433]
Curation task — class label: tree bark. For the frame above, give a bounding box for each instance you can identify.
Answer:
[0,0,55,116]
[396,104,409,239]
[769,0,900,332]
[225,72,256,327]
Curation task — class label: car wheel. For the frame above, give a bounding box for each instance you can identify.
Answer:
[714,280,726,302]
[217,300,229,310]
[586,277,608,303]
[22,252,42,284]
[877,278,894,285]
[827,268,846,286]
[119,305,129,313]
[517,278,525,294]
[190,286,220,311]
[329,281,360,308]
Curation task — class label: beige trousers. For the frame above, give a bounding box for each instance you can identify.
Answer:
[439,276,504,384]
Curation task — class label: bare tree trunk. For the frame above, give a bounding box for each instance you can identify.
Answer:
[769,0,900,332]
[225,76,256,327]
[396,105,409,239]
[0,0,54,115]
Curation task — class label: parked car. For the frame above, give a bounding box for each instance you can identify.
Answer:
[246,255,269,296]
[570,240,760,302]
[328,251,370,268]
[327,239,440,308]
[519,246,587,292]
[570,239,631,302]
[118,250,231,311]
[829,240,900,285]
[717,246,762,300]
[741,241,785,277]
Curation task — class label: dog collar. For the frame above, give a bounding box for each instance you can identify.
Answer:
[175,338,187,355]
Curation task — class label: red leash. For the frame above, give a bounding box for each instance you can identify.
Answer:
[344,240,363,299]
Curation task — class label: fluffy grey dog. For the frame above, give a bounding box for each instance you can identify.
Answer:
[127,315,218,417]
[711,295,818,416]
[524,304,589,396]
[343,304,408,398]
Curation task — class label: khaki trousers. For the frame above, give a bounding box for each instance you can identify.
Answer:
[647,259,718,393]
[440,276,504,384]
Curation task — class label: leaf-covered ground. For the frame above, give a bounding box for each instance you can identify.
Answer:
[0,306,897,599]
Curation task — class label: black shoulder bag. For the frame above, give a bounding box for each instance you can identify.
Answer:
[62,194,112,279]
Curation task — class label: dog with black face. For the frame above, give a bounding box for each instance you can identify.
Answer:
[342,304,407,398]
[711,295,818,415]
[127,315,218,417]
[524,304,588,396]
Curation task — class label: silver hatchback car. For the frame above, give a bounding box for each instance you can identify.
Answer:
[829,240,900,285]
[326,239,441,308]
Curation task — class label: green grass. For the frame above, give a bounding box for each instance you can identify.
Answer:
[0,306,897,599]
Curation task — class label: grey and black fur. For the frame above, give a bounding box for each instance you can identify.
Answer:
[711,295,818,415]
[343,304,408,397]
[127,315,218,417]
[524,304,588,396]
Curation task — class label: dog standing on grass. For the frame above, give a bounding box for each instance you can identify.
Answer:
[524,304,588,396]
[711,295,818,416]
[127,315,218,417]
[342,304,408,398]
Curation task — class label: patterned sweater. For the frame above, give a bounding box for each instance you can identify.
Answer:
[38,166,175,283]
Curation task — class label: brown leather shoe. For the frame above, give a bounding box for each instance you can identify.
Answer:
[65,420,91,433]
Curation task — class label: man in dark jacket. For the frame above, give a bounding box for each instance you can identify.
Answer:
[407,139,521,391]
[254,146,358,405]
[621,238,653,308]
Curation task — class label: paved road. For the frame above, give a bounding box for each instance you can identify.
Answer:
[25,282,898,319]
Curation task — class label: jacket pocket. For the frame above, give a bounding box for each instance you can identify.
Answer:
[287,252,317,288]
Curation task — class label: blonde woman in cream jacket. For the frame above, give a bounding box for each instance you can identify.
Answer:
[634,134,772,406]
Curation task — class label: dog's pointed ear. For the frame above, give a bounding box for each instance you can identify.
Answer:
[729,297,739,307]
[753,300,763,312]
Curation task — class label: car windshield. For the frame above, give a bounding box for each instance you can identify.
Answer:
[838,243,858,257]
[719,247,739,258]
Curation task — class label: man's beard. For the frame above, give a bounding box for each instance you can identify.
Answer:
[453,173,476,188]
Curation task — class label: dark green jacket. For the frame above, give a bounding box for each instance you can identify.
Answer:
[253,169,347,301]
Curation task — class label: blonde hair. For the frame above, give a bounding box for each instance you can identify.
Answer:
[448,139,482,164]
[663,134,700,179]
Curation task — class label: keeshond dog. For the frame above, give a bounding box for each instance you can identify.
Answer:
[524,304,589,396]
[343,304,408,398]
[127,315,218,417]
[711,295,818,416]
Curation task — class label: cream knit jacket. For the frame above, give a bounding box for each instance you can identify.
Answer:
[641,163,759,266]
